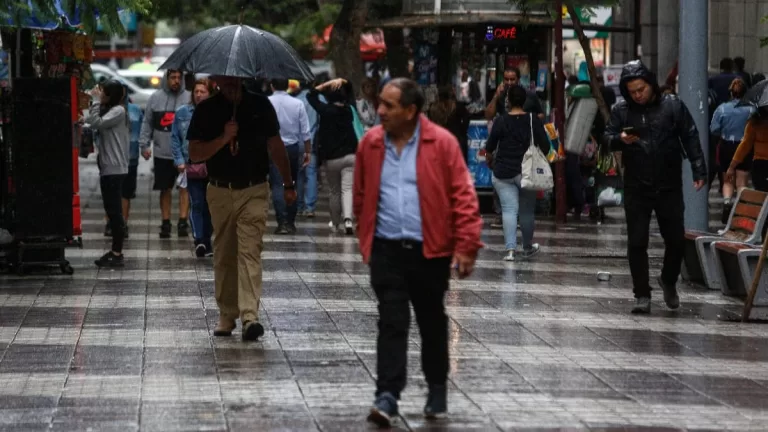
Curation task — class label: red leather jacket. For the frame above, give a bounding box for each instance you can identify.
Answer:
[353,115,484,263]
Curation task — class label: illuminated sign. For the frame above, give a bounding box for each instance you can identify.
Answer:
[486,25,518,41]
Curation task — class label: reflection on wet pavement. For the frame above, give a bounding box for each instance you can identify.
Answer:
[1,157,767,431]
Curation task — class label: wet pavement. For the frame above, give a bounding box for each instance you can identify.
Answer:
[1,157,768,431]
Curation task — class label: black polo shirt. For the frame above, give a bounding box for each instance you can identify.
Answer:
[495,86,544,117]
[186,90,279,184]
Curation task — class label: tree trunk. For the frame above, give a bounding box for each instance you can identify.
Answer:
[383,28,409,78]
[565,1,611,123]
[329,0,368,94]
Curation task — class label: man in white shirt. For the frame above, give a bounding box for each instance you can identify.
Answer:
[268,79,312,234]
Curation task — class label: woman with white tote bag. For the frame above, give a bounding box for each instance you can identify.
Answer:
[486,86,553,262]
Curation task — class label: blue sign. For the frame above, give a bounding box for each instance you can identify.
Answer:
[467,120,493,189]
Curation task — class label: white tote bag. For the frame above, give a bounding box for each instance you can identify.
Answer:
[520,114,554,191]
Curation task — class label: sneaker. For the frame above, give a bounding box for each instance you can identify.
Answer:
[104,223,112,237]
[275,224,289,235]
[518,244,541,261]
[204,241,214,257]
[344,218,354,235]
[657,276,680,310]
[94,252,124,268]
[367,392,398,428]
[631,297,651,314]
[195,243,207,258]
[159,221,172,239]
[287,223,297,235]
[242,321,265,341]
[305,211,315,219]
[503,250,515,262]
[424,384,447,419]
[177,220,189,237]
[123,224,129,239]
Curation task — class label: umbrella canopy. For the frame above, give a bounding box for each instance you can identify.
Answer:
[159,25,314,82]
[739,79,768,108]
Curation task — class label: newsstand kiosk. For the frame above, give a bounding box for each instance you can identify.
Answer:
[0,22,90,274]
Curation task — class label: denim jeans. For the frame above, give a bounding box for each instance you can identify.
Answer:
[187,179,213,244]
[492,174,536,251]
[269,144,301,225]
[297,152,318,212]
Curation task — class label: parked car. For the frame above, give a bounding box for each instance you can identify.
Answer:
[118,69,163,90]
[90,64,155,111]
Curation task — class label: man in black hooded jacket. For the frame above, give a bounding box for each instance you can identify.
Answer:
[604,60,707,314]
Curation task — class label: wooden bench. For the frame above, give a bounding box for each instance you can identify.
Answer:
[682,188,768,290]
[712,242,768,305]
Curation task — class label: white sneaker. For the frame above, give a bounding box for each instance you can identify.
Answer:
[503,250,515,261]
[518,244,541,260]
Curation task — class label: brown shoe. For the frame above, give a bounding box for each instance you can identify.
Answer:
[214,318,236,336]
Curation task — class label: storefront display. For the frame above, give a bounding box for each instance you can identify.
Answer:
[0,21,89,274]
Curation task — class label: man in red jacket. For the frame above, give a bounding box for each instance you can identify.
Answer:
[353,78,483,427]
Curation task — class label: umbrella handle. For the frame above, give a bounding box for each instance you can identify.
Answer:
[229,78,242,155]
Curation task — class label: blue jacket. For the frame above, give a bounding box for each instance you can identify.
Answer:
[170,104,194,167]
[127,103,143,165]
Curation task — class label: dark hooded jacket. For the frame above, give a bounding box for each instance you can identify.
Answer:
[603,61,707,191]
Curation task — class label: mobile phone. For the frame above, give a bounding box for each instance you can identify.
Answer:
[622,127,637,135]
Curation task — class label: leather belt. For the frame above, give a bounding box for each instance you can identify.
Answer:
[209,178,266,190]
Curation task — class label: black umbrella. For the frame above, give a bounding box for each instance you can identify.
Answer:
[739,79,768,108]
[158,24,314,82]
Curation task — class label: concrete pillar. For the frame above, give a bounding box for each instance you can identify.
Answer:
[679,0,709,232]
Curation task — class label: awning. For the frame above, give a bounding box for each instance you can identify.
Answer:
[4,0,81,29]
[371,13,632,33]
[312,25,386,61]
[3,0,129,31]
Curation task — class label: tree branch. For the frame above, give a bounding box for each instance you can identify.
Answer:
[564,0,611,122]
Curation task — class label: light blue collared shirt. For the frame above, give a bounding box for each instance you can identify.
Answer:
[376,123,422,241]
[295,89,320,149]
[711,100,755,142]
[268,90,311,146]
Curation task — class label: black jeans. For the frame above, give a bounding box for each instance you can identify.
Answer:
[624,188,684,298]
[370,238,451,400]
[753,160,768,192]
[101,174,126,253]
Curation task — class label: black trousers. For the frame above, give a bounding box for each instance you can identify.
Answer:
[370,238,450,400]
[753,160,768,192]
[101,174,126,253]
[624,188,684,299]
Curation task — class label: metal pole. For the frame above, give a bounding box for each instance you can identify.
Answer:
[554,0,567,224]
[678,0,709,231]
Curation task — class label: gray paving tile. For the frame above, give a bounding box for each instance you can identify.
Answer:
[1,158,767,430]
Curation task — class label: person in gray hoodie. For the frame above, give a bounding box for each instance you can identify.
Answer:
[85,79,130,268]
[139,69,191,238]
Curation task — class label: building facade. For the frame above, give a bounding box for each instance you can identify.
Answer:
[611,0,768,78]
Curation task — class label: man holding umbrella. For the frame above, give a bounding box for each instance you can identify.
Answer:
[162,24,316,340]
[188,76,295,341]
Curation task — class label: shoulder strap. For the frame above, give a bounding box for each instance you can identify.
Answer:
[529,113,535,148]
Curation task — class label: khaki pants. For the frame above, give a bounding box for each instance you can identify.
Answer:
[207,182,269,323]
[324,154,355,227]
